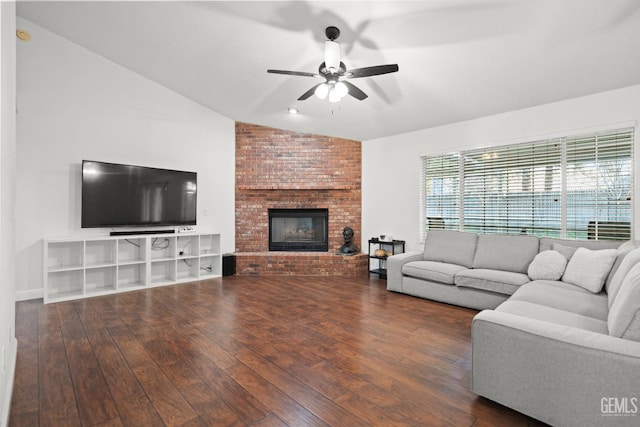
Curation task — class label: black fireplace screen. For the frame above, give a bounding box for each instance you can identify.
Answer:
[269,208,328,251]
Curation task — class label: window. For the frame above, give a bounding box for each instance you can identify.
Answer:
[421,127,634,241]
[423,153,461,231]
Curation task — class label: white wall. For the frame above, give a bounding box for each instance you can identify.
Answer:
[363,85,640,252]
[1,2,17,425]
[15,18,236,299]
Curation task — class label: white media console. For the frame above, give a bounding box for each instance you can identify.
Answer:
[43,232,221,304]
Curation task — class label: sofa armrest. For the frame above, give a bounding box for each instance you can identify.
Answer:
[386,251,423,292]
[472,310,640,427]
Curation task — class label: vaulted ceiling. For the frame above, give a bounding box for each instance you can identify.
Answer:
[17,1,640,141]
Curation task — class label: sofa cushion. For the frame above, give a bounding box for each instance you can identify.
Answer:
[551,243,578,261]
[605,240,640,293]
[402,261,467,285]
[607,247,640,309]
[562,247,617,293]
[472,234,539,274]
[539,237,620,252]
[422,230,477,268]
[522,279,585,292]
[455,269,530,295]
[608,262,640,341]
[509,281,609,321]
[527,250,567,281]
[496,300,609,334]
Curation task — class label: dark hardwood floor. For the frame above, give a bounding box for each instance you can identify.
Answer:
[10,275,546,426]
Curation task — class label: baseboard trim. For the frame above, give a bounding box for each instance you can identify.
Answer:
[1,338,17,427]
[15,288,42,301]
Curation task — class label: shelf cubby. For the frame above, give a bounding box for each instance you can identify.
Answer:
[199,255,221,277]
[47,241,83,271]
[118,238,146,263]
[150,259,176,285]
[199,234,220,255]
[177,235,199,258]
[85,266,117,294]
[117,263,147,289]
[85,240,116,268]
[150,236,176,260]
[47,269,84,301]
[177,257,199,280]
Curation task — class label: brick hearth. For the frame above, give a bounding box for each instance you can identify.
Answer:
[234,253,368,276]
[235,122,366,275]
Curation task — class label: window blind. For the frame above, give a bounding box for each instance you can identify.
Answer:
[422,153,460,240]
[565,128,633,240]
[421,127,634,241]
[463,138,562,236]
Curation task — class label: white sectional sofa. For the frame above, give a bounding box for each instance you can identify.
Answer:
[387,230,640,427]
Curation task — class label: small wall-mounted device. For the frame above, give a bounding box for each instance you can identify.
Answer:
[16,30,31,41]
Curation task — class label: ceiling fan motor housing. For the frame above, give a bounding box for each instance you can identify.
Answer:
[325,26,340,41]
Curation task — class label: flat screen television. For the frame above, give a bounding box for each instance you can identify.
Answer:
[82,160,197,228]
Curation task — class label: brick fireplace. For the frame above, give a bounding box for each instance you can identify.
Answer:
[235,122,367,275]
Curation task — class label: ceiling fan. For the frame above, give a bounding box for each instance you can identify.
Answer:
[267,26,399,103]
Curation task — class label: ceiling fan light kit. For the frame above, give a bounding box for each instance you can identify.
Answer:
[267,26,398,103]
[314,83,330,99]
[315,80,349,102]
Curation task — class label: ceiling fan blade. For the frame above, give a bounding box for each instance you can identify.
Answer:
[346,64,399,79]
[298,83,323,101]
[267,69,321,78]
[343,81,368,100]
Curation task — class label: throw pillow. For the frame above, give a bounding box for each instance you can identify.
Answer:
[562,247,617,293]
[552,243,578,261]
[527,250,567,281]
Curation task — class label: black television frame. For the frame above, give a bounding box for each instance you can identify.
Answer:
[81,160,197,229]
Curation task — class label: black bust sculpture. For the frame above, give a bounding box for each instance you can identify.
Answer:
[338,226,359,255]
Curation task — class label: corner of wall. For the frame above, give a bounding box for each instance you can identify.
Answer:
[1,1,19,424]
[0,338,17,427]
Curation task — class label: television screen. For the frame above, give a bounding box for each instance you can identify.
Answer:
[82,160,197,228]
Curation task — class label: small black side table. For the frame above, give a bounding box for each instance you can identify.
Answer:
[368,239,405,278]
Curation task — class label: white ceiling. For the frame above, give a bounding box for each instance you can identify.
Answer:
[16,0,640,141]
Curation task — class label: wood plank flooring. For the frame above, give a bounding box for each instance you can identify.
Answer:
[10,275,546,426]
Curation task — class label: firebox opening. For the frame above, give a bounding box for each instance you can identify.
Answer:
[269,208,329,252]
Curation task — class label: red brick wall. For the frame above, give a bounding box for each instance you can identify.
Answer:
[236,122,361,191]
[235,122,362,254]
